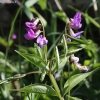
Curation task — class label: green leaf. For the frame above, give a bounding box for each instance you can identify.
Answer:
[63,68,99,95]
[15,50,47,70]
[58,56,68,70]
[0,51,4,58]
[38,0,47,10]
[29,7,47,27]
[67,95,82,100]
[24,6,34,20]
[40,62,49,81]
[47,32,63,57]
[34,44,44,58]
[0,58,18,72]
[56,11,66,22]
[16,84,57,96]
[65,34,86,44]
[62,35,68,55]
[67,48,83,56]
[25,0,38,8]
[55,46,60,69]
[82,13,100,28]
[0,37,13,47]
[28,45,44,59]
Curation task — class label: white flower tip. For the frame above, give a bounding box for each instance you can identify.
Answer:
[78,65,89,71]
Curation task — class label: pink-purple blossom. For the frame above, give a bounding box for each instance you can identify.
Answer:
[67,28,84,42]
[24,18,41,40]
[36,35,48,48]
[69,28,84,39]
[25,18,39,29]
[69,12,82,29]
[24,18,48,48]
[24,28,41,40]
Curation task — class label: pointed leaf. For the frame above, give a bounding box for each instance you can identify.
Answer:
[0,51,4,58]
[67,48,83,56]
[67,95,82,100]
[25,0,38,8]
[29,7,47,27]
[0,58,18,72]
[24,6,33,20]
[56,11,66,22]
[62,35,68,55]
[63,68,99,95]
[58,56,68,70]
[17,84,57,96]
[55,46,60,69]
[38,0,47,10]
[15,50,47,70]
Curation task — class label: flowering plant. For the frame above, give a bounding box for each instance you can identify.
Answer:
[0,0,99,99]
[13,12,98,100]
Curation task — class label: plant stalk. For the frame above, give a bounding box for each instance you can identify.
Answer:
[49,74,64,100]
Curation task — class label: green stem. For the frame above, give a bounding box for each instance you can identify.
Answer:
[40,19,47,62]
[68,59,70,100]
[49,74,64,100]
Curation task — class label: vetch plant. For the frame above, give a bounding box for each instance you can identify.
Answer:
[1,12,99,100]
[14,12,98,100]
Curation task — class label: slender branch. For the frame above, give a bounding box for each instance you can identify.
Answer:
[40,18,47,62]
[49,74,64,100]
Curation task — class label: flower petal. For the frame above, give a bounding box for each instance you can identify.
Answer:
[69,12,82,29]
[75,31,84,38]
[36,35,48,48]
[25,22,34,28]
[24,33,35,40]
[25,18,39,28]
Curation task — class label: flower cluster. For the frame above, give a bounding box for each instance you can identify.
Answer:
[68,12,88,71]
[71,54,89,71]
[37,35,48,48]
[24,18,48,48]
[69,12,82,29]
[68,12,83,42]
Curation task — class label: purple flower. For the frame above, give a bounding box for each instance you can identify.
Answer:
[24,18,41,40]
[12,34,17,39]
[36,35,48,48]
[69,12,82,29]
[25,18,39,28]
[24,28,41,40]
[69,28,83,39]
